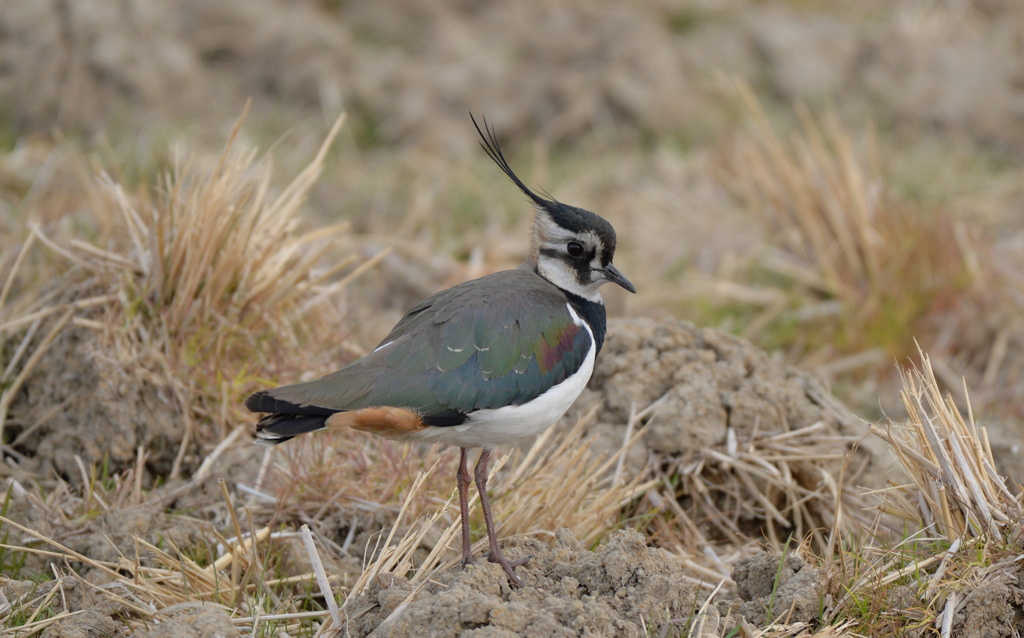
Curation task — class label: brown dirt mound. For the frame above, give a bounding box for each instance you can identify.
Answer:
[40,608,127,638]
[567,317,882,545]
[729,552,826,626]
[133,606,239,638]
[7,325,184,482]
[578,316,867,457]
[344,528,712,638]
[4,488,215,579]
[952,571,1024,638]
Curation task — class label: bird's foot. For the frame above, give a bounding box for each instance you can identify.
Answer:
[488,552,530,568]
[488,551,530,587]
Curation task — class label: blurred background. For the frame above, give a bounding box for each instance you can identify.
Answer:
[3,0,1024,455]
[4,3,1024,633]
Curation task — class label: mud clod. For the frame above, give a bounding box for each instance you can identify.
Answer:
[953,572,1024,638]
[730,552,826,626]
[58,505,214,577]
[134,606,240,638]
[568,317,880,545]
[579,317,867,460]
[40,608,126,638]
[9,327,183,481]
[345,528,705,638]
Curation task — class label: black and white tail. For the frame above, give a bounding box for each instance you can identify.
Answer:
[246,391,335,446]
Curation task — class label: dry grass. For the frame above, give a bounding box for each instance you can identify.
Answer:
[0,108,386,480]
[0,488,337,636]
[825,350,1024,636]
[634,412,871,592]
[0,108,391,635]
[871,348,1022,542]
[748,622,858,638]
[711,81,1002,388]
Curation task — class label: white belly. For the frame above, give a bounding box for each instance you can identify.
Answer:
[413,309,596,449]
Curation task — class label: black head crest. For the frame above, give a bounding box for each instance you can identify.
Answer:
[471,113,617,253]
[471,113,553,210]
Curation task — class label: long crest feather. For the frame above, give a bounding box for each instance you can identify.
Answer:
[470,113,552,209]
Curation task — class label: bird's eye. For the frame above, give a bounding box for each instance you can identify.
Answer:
[567,241,584,257]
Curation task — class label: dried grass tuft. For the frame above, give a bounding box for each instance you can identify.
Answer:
[828,349,1024,636]
[74,108,355,388]
[722,83,887,304]
[0,490,335,636]
[0,109,377,478]
[89,112,352,353]
[870,347,1022,543]
[712,81,994,378]
[645,418,870,561]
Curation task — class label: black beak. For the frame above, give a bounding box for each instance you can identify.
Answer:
[601,263,636,294]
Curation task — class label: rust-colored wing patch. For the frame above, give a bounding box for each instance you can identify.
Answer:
[537,321,580,374]
[327,407,426,436]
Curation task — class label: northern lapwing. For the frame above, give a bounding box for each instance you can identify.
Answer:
[245,115,635,587]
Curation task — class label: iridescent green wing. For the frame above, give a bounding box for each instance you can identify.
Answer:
[259,270,593,421]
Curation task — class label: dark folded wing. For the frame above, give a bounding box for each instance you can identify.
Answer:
[247,270,592,422]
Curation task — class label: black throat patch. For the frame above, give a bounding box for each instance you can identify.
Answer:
[563,290,608,355]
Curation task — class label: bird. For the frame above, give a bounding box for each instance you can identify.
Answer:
[245,115,635,587]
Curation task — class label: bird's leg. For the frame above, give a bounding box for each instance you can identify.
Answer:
[457,447,473,567]
[474,448,529,587]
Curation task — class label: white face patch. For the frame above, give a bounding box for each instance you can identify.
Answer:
[532,212,609,301]
[535,218,601,249]
[537,258,604,301]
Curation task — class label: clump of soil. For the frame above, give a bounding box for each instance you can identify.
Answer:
[952,572,1024,638]
[729,552,826,626]
[567,317,881,544]
[6,325,185,482]
[134,606,240,638]
[40,607,127,638]
[578,316,868,459]
[3,487,215,580]
[344,528,711,638]
[32,597,238,638]
[61,505,213,572]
